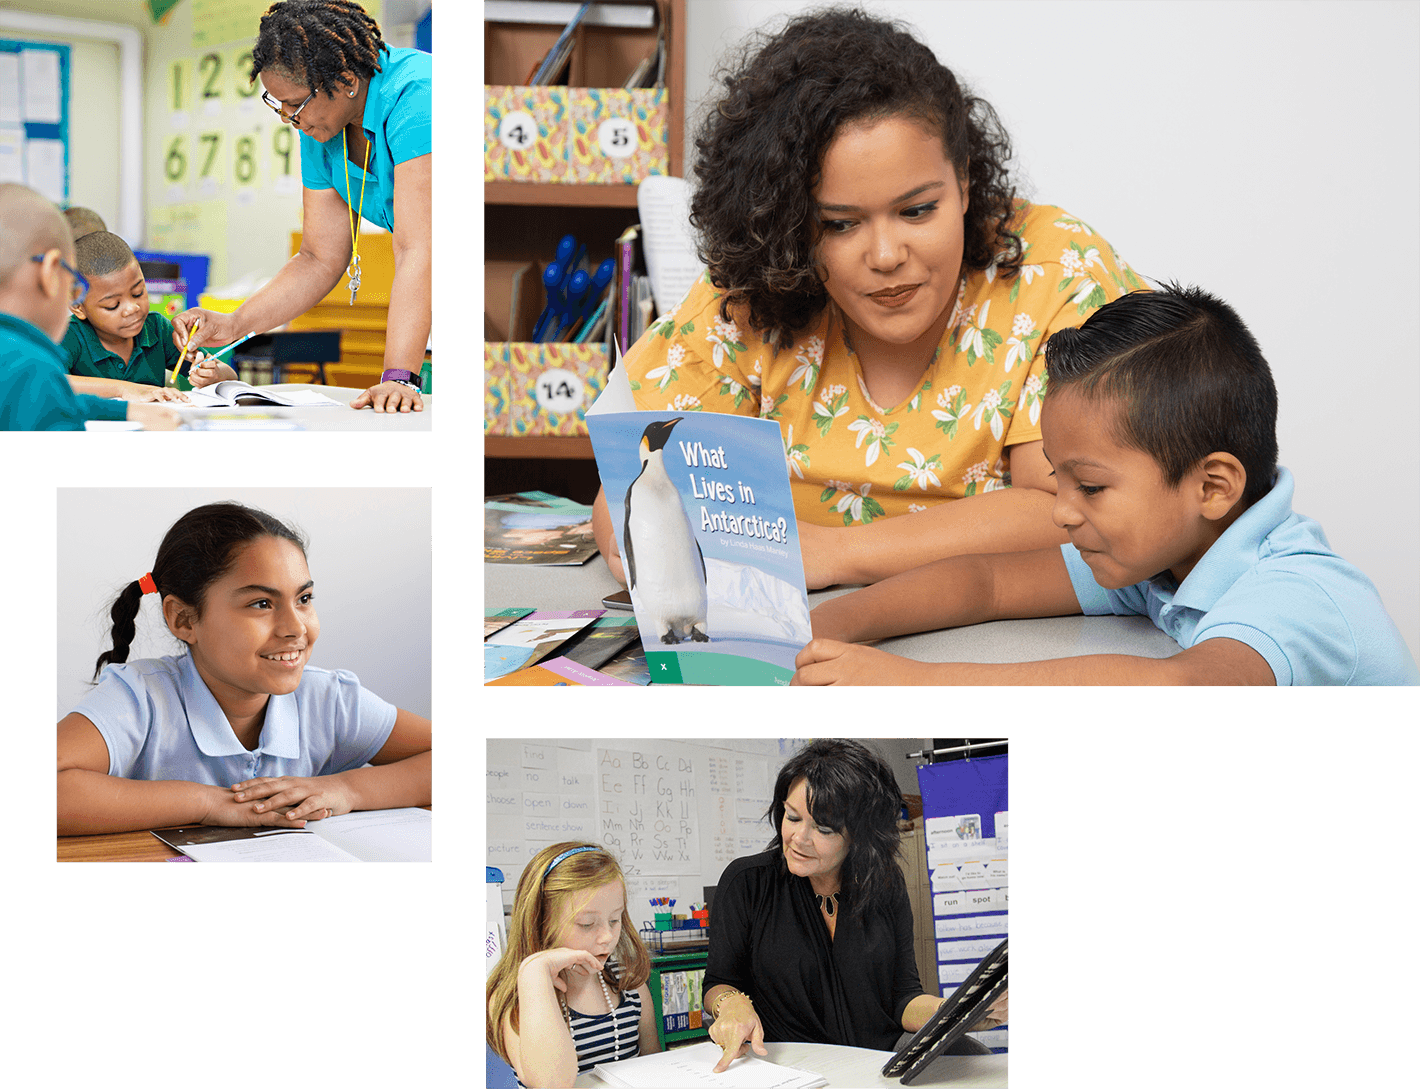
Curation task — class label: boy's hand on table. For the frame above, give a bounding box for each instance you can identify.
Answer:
[127,403,184,429]
[113,379,189,403]
[792,639,929,685]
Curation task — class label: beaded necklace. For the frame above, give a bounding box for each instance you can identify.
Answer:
[559,969,621,1060]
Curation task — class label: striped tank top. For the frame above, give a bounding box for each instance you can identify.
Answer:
[516,981,641,1086]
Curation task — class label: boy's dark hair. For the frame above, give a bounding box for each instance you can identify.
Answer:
[73,231,136,281]
[1044,284,1279,508]
[94,503,308,679]
[765,739,905,923]
[250,0,386,97]
[63,207,107,241]
[692,5,1020,349]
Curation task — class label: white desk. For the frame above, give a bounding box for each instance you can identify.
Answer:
[574,1040,1008,1088]
[172,384,432,431]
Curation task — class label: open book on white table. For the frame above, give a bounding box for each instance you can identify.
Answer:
[150,807,430,862]
[184,381,342,408]
[593,1041,827,1089]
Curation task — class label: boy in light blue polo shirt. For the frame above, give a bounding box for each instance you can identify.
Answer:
[1050,463,1409,686]
[796,285,1419,686]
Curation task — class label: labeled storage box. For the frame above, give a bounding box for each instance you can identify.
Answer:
[485,85,668,185]
[485,342,608,436]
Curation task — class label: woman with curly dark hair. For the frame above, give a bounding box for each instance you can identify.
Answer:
[594,5,1145,588]
[703,739,1006,1071]
[172,0,430,414]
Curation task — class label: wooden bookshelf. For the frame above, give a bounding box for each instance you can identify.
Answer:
[485,0,685,502]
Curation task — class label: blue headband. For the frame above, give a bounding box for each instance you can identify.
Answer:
[543,846,598,880]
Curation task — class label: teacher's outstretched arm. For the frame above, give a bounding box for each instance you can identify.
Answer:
[170,183,353,360]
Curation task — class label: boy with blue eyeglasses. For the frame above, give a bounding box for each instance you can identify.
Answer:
[0,184,180,431]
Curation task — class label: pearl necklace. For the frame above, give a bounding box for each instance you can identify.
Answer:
[560,969,622,1060]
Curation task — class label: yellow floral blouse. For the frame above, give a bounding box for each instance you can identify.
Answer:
[622,202,1146,526]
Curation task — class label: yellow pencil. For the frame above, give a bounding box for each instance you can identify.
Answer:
[172,317,201,386]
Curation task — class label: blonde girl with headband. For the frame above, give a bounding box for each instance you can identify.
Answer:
[487,843,660,1087]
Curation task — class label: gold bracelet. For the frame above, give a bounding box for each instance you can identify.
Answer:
[711,989,750,1020]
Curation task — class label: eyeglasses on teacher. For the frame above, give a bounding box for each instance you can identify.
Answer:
[264,88,316,125]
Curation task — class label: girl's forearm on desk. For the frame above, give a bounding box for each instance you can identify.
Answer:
[514,960,580,1088]
[57,769,211,836]
[331,750,431,812]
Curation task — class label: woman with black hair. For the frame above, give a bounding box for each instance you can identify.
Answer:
[172,0,430,414]
[593,5,1144,587]
[703,739,1005,1072]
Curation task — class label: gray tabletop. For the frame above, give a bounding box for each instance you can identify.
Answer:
[485,553,1180,668]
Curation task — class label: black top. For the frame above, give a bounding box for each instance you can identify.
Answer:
[705,850,923,1051]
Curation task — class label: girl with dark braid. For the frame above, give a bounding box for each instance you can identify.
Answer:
[172,0,431,414]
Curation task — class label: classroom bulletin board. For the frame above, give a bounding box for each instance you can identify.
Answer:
[0,39,69,204]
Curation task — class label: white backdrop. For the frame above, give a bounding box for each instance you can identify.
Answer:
[56,487,431,719]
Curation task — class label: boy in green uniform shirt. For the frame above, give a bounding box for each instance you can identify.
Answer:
[61,231,235,402]
[0,184,180,431]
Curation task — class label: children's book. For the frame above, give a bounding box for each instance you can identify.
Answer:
[485,494,599,565]
[150,808,431,862]
[485,656,637,686]
[485,606,535,639]
[546,613,642,670]
[585,369,812,685]
[485,609,605,681]
[183,381,342,408]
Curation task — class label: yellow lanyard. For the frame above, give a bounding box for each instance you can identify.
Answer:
[342,128,371,305]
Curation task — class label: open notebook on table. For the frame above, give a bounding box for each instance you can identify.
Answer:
[594,1041,826,1089]
[150,807,431,862]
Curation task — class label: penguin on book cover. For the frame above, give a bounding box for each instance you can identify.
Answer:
[623,418,709,644]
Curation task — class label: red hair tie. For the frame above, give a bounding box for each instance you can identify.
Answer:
[138,572,157,595]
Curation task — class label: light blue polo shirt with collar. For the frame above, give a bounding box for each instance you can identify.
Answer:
[1061,467,1420,686]
[72,654,398,785]
[299,46,431,232]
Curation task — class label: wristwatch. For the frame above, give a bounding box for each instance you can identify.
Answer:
[380,368,422,391]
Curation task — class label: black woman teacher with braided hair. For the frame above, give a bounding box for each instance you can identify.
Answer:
[172,0,430,413]
[704,739,1007,1073]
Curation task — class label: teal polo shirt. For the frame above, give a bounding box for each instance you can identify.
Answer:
[62,311,181,388]
[1062,467,1420,685]
[299,46,432,232]
[1,312,128,430]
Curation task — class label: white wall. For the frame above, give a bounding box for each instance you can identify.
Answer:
[56,487,431,718]
[681,0,1420,660]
